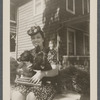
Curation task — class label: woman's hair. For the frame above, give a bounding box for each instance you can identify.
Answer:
[27,25,46,47]
[27,26,44,39]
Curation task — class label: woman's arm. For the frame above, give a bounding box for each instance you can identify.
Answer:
[30,49,59,84]
[43,64,59,77]
[30,64,59,84]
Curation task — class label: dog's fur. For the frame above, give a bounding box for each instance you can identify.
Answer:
[17,47,57,85]
[57,66,90,94]
[12,49,90,94]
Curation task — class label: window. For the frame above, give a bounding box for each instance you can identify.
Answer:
[10,21,16,52]
[10,33,16,52]
[67,28,76,55]
[66,0,75,14]
[34,0,44,15]
[82,0,90,14]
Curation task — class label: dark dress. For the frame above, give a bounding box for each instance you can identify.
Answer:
[47,49,58,65]
[12,48,57,100]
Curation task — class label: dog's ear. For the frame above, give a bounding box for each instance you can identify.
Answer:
[18,50,31,62]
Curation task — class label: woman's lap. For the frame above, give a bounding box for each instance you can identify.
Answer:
[11,84,56,100]
[26,92,36,100]
[11,91,26,100]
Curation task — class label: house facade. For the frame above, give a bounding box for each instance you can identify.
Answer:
[10,0,90,70]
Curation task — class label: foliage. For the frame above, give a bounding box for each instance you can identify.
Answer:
[10,57,19,84]
[57,66,90,95]
[43,0,61,40]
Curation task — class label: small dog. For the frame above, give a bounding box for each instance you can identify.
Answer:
[17,50,35,77]
[17,47,57,85]
[57,66,90,94]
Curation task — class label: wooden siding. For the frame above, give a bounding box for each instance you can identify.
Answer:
[17,1,43,58]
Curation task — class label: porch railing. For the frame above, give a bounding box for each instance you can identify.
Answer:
[62,56,90,72]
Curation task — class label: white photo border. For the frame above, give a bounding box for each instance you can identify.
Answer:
[3,0,97,100]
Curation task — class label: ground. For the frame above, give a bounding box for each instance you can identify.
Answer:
[53,91,90,100]
[11,85,90,100]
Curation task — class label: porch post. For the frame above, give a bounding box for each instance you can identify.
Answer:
[57,32,60,62]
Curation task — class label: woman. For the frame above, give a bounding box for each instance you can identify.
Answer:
[47,40,58,65]
[12,26,59,100]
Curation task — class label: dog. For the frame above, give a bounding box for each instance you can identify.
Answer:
[17,50,35,77]
[17,46,57,85]
[57,66,90,94]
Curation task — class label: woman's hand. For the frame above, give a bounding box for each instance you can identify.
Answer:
[30,70,45,84]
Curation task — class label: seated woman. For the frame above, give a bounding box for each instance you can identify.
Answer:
[47,40,58,65]
[11,26,59,100]
[47,40,63,70]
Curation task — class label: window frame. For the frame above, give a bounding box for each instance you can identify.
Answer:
[33,0,44,16]
[82,0,90,14]
[67,28,76,56]
[66,0,75,14]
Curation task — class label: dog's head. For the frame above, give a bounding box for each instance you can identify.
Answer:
[17,51,35,77]
[17,50,33,63]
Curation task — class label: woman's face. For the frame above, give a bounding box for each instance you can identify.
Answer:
[31,33,44,47]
